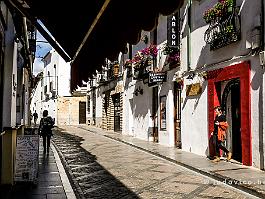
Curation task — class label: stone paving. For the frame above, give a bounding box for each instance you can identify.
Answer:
[78,125,265,198]
[52,125,258,199]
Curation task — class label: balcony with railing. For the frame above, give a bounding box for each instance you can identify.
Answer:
[204,0,241,50]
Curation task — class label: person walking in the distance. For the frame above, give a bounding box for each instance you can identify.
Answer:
[33,110,38,126]
[38,110,54,155]
[211,106,232,162]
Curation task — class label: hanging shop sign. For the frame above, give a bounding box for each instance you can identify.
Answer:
[167,12,179,47]
[148,72,167,87]
[186,83,202,96]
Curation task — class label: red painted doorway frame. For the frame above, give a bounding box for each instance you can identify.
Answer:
[208,62,251,166]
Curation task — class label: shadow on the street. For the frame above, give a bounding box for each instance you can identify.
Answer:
[53,127,140,199]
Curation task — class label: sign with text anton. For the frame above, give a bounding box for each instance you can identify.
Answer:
[148,72,167,87]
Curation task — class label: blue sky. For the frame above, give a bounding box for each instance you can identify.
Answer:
[33,31,52,75]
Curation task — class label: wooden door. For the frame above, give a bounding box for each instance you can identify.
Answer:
[174,82,182,148]
[79,101,86,124]
[113,94,121,132]
[152,87,158,142]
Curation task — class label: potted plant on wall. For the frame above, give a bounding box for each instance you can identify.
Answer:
[162,44,180,69]
[132,45,158,79]
[132,51,144,79]
[141,44,158,67]
[203,0,240,50]
[203,0,234,24]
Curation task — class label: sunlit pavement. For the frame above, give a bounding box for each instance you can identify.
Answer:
[52,125,260,199]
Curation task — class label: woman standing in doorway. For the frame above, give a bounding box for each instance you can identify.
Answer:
[211,106,232,162]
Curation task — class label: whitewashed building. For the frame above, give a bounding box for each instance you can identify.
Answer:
[31,49,87,125]
[86,0,265,170]
[179,0,263,168]
[31,49,71,124]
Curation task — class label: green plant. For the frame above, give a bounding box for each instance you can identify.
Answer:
[203,0,234,23]
[225,25,234,34]
[203,8,217,23]
[162,44,179,55]
[132,45,158,70]
[224,0,234,8]
[162,44,180,67]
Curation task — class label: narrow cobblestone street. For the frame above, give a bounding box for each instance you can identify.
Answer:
[52,126,257,199]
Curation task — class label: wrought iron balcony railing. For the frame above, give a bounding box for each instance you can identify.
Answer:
[204,7,241,51]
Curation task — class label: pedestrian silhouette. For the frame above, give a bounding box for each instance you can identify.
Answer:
[33,110,38,126]
[38,110,54,155]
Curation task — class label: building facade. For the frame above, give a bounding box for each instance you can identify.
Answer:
[179,0,261,168]
[30,49,87,126]
[86,0,265,170]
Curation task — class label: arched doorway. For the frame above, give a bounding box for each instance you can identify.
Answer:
[208,62,251,166]
[221,79,242,162]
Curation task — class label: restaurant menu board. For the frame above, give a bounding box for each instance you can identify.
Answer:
[14,135,39,182]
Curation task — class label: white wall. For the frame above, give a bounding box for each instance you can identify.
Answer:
[250,57,265,168]
[132,82,152,140]
[2,10,17,128]
[95,89,102,118]
[30,79,43,124]
[30,49,72,125]
[181,78,208,156]
[123,76,136,136]
[57,54,71,96]
[158,71,176,147]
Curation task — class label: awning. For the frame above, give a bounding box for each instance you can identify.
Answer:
[7,0,184,90]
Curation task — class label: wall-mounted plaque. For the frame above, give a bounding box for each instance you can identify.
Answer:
[186,83,202,96]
